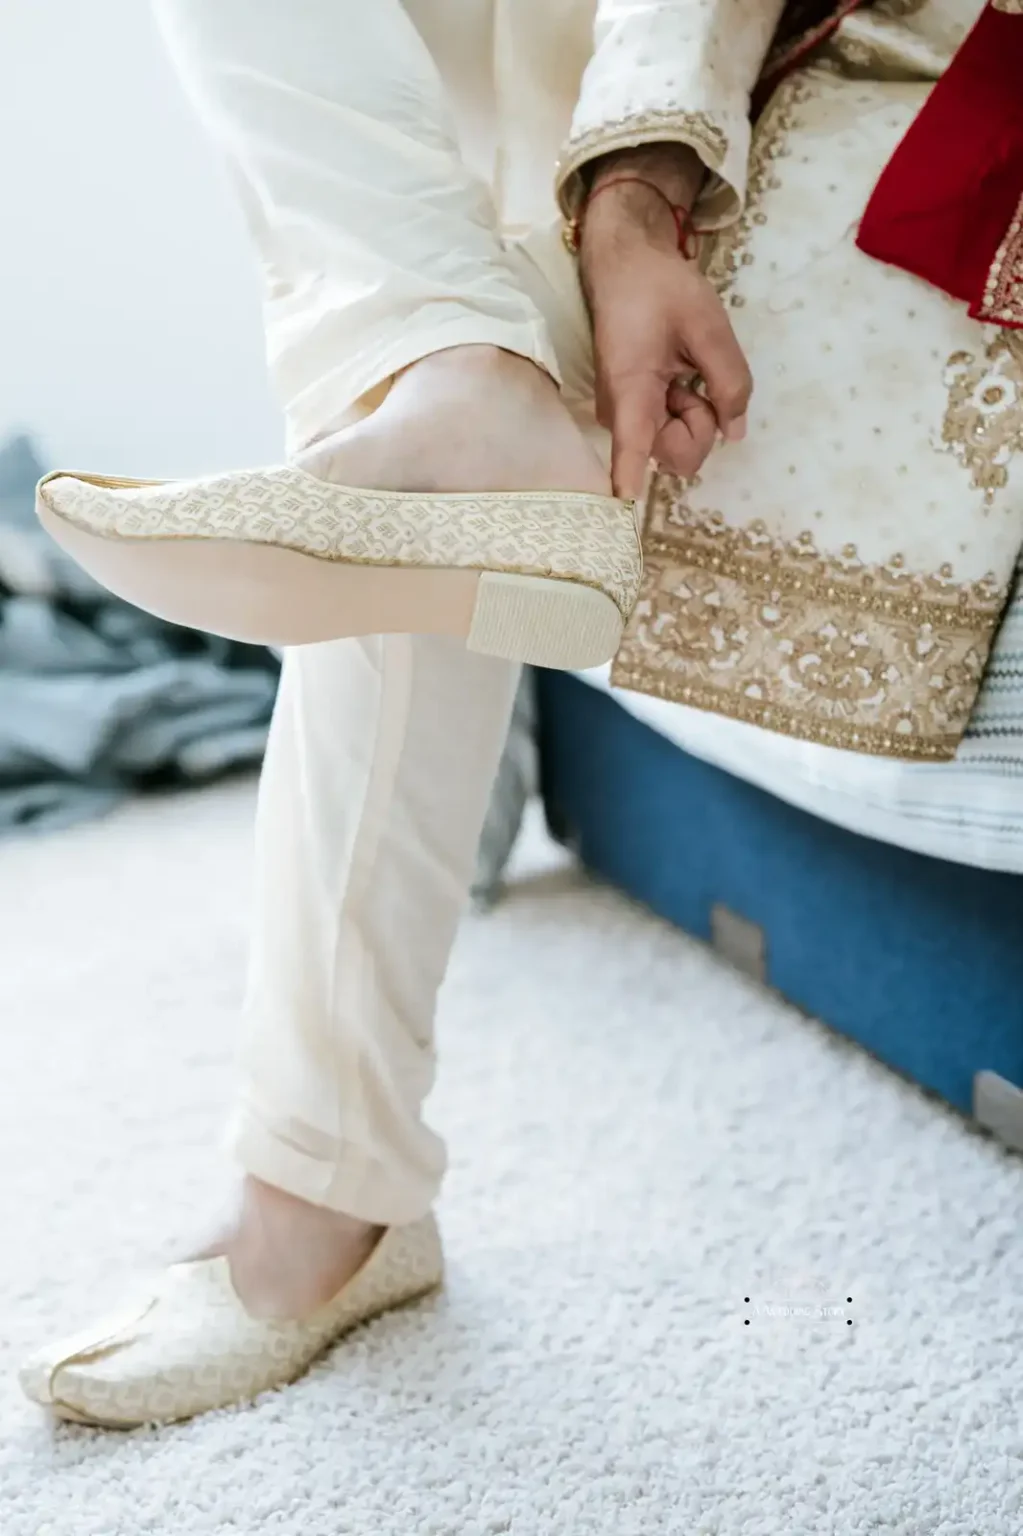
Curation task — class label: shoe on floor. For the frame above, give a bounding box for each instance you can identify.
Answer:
[19,1213,442,1429]
[36,466,642,670]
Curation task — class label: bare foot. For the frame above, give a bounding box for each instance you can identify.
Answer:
[190,1177,383,1321]
[297,345,611,500]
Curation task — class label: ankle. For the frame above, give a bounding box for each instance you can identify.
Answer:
[213,1179,384,1319]
[242,1176,377,1239]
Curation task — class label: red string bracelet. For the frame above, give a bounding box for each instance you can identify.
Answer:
[563,175,699,260]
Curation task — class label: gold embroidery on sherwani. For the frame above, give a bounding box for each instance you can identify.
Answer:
[556,110,728,216]
[992,0,1023,14]
[941,333,1023,503]
[703,76,814,301]
[819,12,949,80]
[612,67,1018,761]
[611,483,1005,761]
[979,192,1023,327]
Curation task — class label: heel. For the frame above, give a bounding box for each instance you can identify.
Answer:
[467,572,623,669]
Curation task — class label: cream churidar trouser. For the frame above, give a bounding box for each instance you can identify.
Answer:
[153,0,604,1224]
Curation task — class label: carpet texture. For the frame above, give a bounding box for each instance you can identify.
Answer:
[1,781,1021,1535]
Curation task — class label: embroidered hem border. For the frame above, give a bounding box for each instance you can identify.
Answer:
[610,511,1006,763]
[609,659,966,760]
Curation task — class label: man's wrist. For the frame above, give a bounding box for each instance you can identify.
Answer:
[586,143,707,214]
[576,144,707,264]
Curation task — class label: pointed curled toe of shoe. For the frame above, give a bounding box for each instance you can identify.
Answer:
[19,1213,443,1429]
[36,465,642,669]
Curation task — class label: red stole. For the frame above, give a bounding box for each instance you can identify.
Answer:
[855,3,1023,330]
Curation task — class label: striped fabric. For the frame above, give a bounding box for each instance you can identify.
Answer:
[962,579,1023,774]
[581,567,1023,874]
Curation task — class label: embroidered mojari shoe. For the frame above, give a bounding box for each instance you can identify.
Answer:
[35,466,641,669]
[19,1213,442,1428]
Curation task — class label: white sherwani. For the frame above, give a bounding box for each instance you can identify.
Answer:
[152,0,1016,1224]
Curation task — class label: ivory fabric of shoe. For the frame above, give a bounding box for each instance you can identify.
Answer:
[35,466,642,670]
[19,1213,442,1429]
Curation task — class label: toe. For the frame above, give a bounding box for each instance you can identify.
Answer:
[18,1296,159,1419]
[18,1350,57,1407]
[36,473,73,517]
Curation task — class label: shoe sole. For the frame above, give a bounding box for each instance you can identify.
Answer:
[37,503,625,670]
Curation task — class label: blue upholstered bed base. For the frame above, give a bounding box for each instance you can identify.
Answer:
[536,670,1023,1135]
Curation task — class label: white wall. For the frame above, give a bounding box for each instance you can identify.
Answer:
[0,0,283,478]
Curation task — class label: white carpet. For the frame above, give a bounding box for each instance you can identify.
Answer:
[1,781,1021,1536]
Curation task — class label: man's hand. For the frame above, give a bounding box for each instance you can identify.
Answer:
[578,148,753,500]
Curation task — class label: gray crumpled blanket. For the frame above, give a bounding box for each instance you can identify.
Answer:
[0,435,279,835]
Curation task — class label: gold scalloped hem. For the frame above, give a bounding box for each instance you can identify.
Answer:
[609,504,1007,763]
[610,662,968,761]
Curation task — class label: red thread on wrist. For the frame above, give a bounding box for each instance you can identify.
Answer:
[565,175,699,259]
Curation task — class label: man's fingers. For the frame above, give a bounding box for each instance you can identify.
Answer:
[609,379,664,500]
[666,375,699,418]
[611,441,652,503]
[652,392,718,479]
[687,307,753,441]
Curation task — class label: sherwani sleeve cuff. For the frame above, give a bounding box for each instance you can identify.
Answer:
[555,0,787,233]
